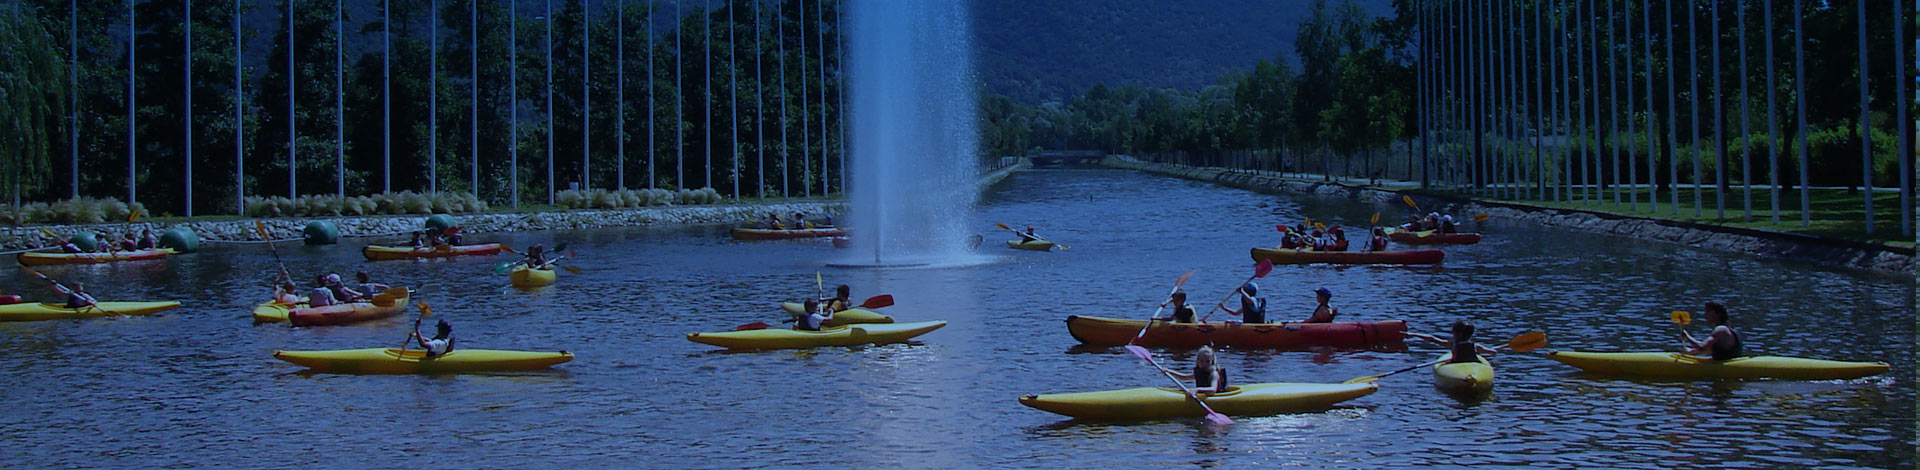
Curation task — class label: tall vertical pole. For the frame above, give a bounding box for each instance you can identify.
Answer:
[1644,0,1658,212]
[286,0,295,198]
[1624,0,1637,210]
[234,0,244,214]
[1688,0,1701,216]
[1666,0,1678,214]
[1766,0,1778,223]
[511,0,518,206]
[1575,0,1587,203]
[816,0,828,195]
[1793,0,1808,226]
[1710,0,1723,217]
[730,0,739,198]
[71,0,79,200]
[471,0,478,194]
[129,0,138,205]
[431,0,439,193]
[778,0,789,198]
[618,0,625,189]
[1855,0,1873,234]
[1898,0,1914,236]
[756,1,765,197]
[835,2,846,193]
[187,0,195,215]
[383,0,391,192]
[1738,0,1751,221]
[584,0,592,190]
[1586,0,1599,204]
[800,0,810,197]
[676,0,683,189]
[1606,0,1619,205]
[1534,0,1545,198]
[546,0,554,203]
[1418,0,1428,189]
[704,0,711,190]
[648,0,656,190]
[1561,0,1573,201]
[335,0,344,198]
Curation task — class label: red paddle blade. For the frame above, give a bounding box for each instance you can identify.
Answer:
[1173,271,1194,288]
[735,321,771,331]
[860,295,895,309]
[1252,260,1274,278]
[1275,224,1288,233]
[1205,412,1234,426]
[1124,345,1153,362]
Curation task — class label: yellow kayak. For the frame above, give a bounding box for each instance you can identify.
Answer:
[18,248,176,266]
[1547,351,1890,380]
[510,265,558,287]
[0,301,182,322]
[1433,352,1494,393]
[1019,382,1379,420]
[1006,240,1056,251]
[779,301,894,326]
[273,348,574,374]
[685,320,946,350]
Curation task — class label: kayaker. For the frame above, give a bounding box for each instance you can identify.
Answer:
[407,231,425,248]
[410,319,457,358]
[1438,215,1458,234]
[1304,287,1338,323]
[1218,282,1267,324]
[136,229,157,250]
[1366,227,1390,252]
[423,231,445,247]
[53,281,97,309]
[822,215,834,227]
[1408,320,1499,364]
[793,212,811,229]
[1019,226,1040,243]
[1278,231,1303,250]
[443,228,465,246]
[822,285,852,312]
[1681,301,1743,361]
[794,298,835,331]
[1156,290,1197,323]
[323,273,364,303]
[309,275,340,307]
[117,234,138,251]
[765,213,785,230]
[1168,345,1229,394]
[354,271,389,298]
[524,244,549,268]
[274,278,303,304]
[1328,227,1348,251]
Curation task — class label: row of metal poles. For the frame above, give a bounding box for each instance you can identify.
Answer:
[71,0,848,215]
[1415,0,1913,236]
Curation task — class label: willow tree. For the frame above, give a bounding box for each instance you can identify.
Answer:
[0,4,65,206]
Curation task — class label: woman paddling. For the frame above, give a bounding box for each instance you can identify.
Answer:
[1217,282,1267,324]
[1365,227,1391,252]
[1681,301,1742,361]
[1168,346,1228,394]
[1304,287,1338,323]
[820,285,852,313]
[51,281,97,309]
[1408,320,1499,364]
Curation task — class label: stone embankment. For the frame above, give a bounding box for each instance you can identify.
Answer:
[1105,156,1913,275]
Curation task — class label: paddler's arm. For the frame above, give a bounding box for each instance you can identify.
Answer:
[1405,332,1448,347]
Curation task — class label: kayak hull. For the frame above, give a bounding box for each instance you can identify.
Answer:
[254,288,410,326]
[1006,240,1056,251]
[1019,382,1379,420]
[1433,353,1494,393]
[1250,247,1445,265]
[1385,229,1483,245]
[361,243,507,261]
[509,265,558,287]
[1547,351,1890,380]
[780,302,894,326]
[686,320,945,350]
[730,227,847,240]
[18,248,176,266]
[1064,315,1408,348]
[0,301,182,322]
[273,348,574,374]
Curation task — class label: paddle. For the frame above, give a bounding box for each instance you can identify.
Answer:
[1124,345,1233,425]
[20,266,120,316]
[1343,331,1548,384]
[254,221,293,286]
[993,222,1070,250]
[1131,271,1195,344]
[1473,213,1491,223]
[1672,310,1703,347]
[856,295,895,309]
[399,301,433,353]
[1402,195,1420,212]
[1201,260,1275,322]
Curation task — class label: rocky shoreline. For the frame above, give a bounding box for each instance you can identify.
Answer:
[1105,156,1914,275]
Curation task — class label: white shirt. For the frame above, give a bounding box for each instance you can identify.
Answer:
[309,287,338,307]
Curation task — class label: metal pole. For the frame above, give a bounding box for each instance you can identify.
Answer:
[335,0,344,198]
[383,0,391,192]
[1739,0,1750,220]
[676,0,683,189]
[511,0,518,206]
[1898,0,1914,236]
[71,0,79,199]
[129,0,137,205]
[431,0,439,193]
[1793,0,1808,226]
[286,0,295,198]
[800,0,810,197]
[730,0,739,198]
[471,0,478,195]
[1666,0,1678,214]
[1767,0,1779,223]
[187,0,194,215]
[1711,0,1723,218]
[1586,0,1599,205]
[1645,0,1658,212]
[835,2,846,194]
[584,0,592,190]
[648,0,655,190]
[1625,0,1637,210]
[778,0,787,197]
[1607,0,1620,206]
[1561,0,1573,201]
[756,0,765,197]
[234,0,243,214]
[1535,0,1545,198]
[1855,0,1872,234]
[816,0,828,195]
[546,0,554,204]
[1576,0,1587,203]
[1688,0,1701,216]
[1419,0,1428,189]
[618,0,624,189]
[704,0,711,190]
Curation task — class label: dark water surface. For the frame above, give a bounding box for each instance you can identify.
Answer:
[1,169,1911,468]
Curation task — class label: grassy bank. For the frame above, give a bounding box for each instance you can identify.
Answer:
[1417,186,1912,247]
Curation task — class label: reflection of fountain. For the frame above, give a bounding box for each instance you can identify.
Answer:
[830,0,980,269]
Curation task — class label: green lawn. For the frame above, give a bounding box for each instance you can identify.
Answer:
[1425,186,1914,246]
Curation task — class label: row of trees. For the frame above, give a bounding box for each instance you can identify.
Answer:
[978,0,1913,233]
[4,0,849,216]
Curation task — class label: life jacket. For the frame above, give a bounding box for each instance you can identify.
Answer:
[1711,326,1744,361]
[1451,339,1479,364]
[1240,296,1267,323]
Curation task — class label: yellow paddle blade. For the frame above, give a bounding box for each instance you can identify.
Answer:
[127,209,143,223]
[254,220,271,240]
[1473,213,1491,222]
[1505,331,1548,353]
[1313,222,1327,231]
[38,228,58,239]
[1370,213,1381,225]
[1402,195,1418,209]
[1341,374,1384,384]
[1670,310,1691,326]
[371,294,396,308]
[816,272,824,291]
[994,222,1011,231]
[418,301,432,317]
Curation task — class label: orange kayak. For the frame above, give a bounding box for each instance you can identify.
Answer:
[18,248,176,266]
[1064,315,1409,348]
[257,287,411,326]
[362,243,507,261]
[1250,247,1445,265]
[730,227,848,240]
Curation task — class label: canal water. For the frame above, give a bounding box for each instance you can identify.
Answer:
[0,169,1910,468]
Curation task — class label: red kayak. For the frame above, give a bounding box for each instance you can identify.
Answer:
[1386,229,1482,245]
[1249,247,1445,265]
[730,227,848,240]
[1065,315,1408,348]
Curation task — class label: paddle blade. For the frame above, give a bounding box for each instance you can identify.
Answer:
[1124,345,1153,362]
[1473,213,1491,222]
[1313,222,1327,231]
[994,222,1011,231]
[1402,195,1418,209]
[417,301,432,317]
[500,245,521,254]
[1342,374,1386,384]
[815,272,824,292]
[39,228,59,239]
[1251,259,1275,278]
[562,265,583,275]
[371,294,396,308]
[1505,331,1548,353]
[1204,412,1234,426]
[254,220,270,240]
[735,321,771,331]
[1275,224,1288,233]
[1670,310,1692,326]
[492,262,515,275]
[1173,271,1194,288]
[127,209,143,223]
[860,295,895,309]
[1370,213,1381,225]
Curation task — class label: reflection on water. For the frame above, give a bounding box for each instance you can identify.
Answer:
[0,169,1909,468]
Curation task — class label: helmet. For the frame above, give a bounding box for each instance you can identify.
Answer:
[1314,287,1332,297]
[1242,282,1259,295]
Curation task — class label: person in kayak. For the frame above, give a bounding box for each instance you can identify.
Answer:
[524,244,549,268]
[135,229,157,250]
[1018,226,1041,243]
[1168,345,1229,394]
[1156,290,1198,323]
[1218,282,1267,324]
[1408,320,1499,364]
[308,275,340,307]
[1304,287,1338,323]
[822,285,852,312]
[323,273,364,303]
[1328,227,1348,251]
[1681,301,1743,361]
[1366,227,1391,252]
[406,231,425,248]
[354,271,389,298]
[765,213,785,230]
[794,298,835,331]
[1438,214,1458,234]
[793,212,811,229]
[411,319,457,358]
[273,277,304,304]
[52,281,97,309]
[443,228,464,246]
